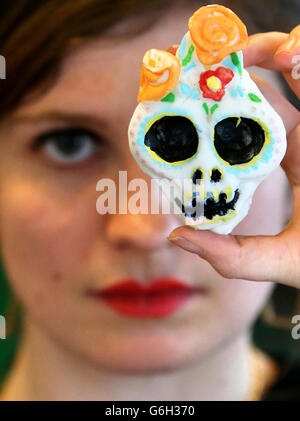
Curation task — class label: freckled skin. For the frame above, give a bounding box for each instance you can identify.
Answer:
[0,8,290,374]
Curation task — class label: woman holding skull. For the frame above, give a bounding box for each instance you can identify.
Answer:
[0,0,299,401]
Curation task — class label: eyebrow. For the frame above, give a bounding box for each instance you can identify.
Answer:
[7,111,108,129]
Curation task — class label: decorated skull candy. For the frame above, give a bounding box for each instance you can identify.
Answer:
[128,4,287,234]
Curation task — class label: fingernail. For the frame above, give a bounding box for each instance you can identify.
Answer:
[276,36,298,54]
[168,235,205,255]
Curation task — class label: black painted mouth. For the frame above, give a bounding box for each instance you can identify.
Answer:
[176,189,240,220]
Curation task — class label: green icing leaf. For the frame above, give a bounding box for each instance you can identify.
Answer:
[210,104,219,115]
[230,52,242,76]
[182,45,195,66]
[161,92,175,103]
[202,102,209,115]
[230,52,239,66]
[248,93,262,103]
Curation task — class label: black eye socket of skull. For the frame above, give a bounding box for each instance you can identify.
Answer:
[214,117,266,165]
[144,116,199,163]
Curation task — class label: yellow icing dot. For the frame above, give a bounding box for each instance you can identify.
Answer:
[207,76,221,91]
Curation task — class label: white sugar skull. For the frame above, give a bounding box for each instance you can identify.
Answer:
[128,5,287,234]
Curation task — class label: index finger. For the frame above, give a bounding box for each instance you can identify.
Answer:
[244,28,300,75]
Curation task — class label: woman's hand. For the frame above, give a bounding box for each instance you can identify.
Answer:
[168,27,300,289]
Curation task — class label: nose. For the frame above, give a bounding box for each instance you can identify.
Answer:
[192,168,203,184]
[191,167,223,184]
[210,168,223,182]
[106,213,175,251]
[104,164,176,251]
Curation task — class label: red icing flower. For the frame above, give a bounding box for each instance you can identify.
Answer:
[199,67,234,101]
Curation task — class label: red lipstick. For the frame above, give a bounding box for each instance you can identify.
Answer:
[88,278,206,318]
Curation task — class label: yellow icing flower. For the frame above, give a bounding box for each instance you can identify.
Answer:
[138,49,181,102]
[189,4,248,65]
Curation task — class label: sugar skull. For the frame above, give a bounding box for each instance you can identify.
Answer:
[128,4,287,234]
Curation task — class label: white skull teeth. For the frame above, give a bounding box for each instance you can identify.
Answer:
[176,189,240,221]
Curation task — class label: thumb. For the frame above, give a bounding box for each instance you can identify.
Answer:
[168,226,298,287]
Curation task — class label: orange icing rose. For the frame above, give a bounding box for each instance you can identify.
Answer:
[138,49,181,102]
[189,5,248,65]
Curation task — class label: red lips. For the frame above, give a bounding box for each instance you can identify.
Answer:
[88,278,206,318]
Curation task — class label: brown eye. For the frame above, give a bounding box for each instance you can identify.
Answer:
[34,128,99,163]
[214,117,265,165]
[145,116,199,163]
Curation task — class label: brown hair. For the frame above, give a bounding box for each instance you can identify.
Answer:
[0,0,179,118]
[0,0,299,119]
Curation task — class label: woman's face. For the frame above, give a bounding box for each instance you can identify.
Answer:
[0,9,290,372]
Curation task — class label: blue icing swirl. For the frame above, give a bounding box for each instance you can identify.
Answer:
[230,85,245,98]
[191,89,199,100]
[178,34,187,61]
[181,83,191,96]
[180,84,199,100]
[237,86,244,97]
[183,62,196,72]
[222,58,237,73]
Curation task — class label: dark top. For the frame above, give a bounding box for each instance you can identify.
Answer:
[263,359,300,401]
